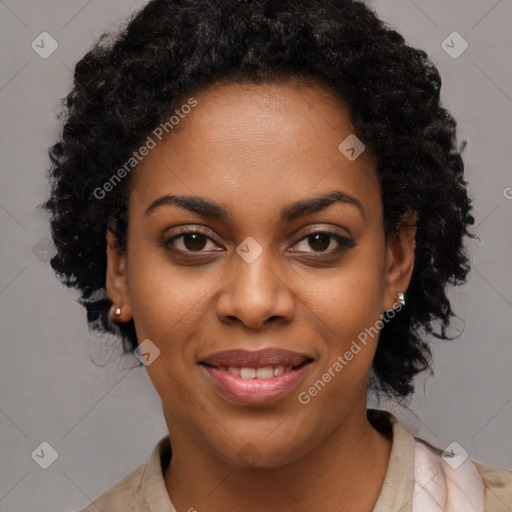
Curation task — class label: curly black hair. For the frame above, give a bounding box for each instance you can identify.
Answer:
[41,0,475,400]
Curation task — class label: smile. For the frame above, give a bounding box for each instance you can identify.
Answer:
[199,348,314,405]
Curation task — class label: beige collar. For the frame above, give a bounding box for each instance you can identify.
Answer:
[372,411,415,512]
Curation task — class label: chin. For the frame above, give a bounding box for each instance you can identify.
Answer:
[213,433,315,469]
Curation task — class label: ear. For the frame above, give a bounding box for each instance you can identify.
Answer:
[382,210,417,312]
[105,230,133,322]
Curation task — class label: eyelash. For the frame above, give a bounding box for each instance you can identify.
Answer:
[162,227,356,257]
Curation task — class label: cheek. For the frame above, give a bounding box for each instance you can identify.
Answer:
[299,249,385,396]
[126,238,215,342]
[307,253,385,342]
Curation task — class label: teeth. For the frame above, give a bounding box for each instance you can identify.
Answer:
[240,368,256,379]
[255,367,274,379]
[273,365,284,376]
[226,365,292,379]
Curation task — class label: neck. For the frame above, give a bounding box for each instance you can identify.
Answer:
[163,404,393,512]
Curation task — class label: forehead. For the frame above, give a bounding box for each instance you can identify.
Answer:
[128,80,380,224]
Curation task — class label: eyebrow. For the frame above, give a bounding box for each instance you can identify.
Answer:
[144,190,365,223]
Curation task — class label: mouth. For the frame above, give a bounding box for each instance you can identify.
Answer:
[199,349,314,405]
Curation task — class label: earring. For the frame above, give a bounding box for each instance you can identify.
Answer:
[113,306,122,318]
[397,292,405,307]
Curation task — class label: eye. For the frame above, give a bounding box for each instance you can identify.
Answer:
[164,228,222,253]
[162,227,356,256]
[290,231,356,254]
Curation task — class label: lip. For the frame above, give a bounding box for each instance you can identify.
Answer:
[200,348,312,368]
[199,348,314,405]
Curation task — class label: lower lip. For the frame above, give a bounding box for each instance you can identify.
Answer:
[201,363,312,405]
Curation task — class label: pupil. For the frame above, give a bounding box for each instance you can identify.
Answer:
[184,233,207,251]
[309,233,329,251]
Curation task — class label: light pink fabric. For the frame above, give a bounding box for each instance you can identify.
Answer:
[412,441,484,512]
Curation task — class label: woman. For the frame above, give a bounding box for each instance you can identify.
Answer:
[43,0,512,510]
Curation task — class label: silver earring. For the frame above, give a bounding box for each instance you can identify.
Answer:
[397,292,405,307]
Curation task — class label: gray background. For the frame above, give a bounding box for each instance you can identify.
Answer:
[0,0,511,511]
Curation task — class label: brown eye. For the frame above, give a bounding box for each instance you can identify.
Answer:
[291,231,356,254]
[306,233,331,251]
[164,228,221,253]
[178,233,209,251]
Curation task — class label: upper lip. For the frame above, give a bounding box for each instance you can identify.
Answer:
[200,348,313,369]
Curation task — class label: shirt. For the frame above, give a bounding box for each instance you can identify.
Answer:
[78,409,512,511]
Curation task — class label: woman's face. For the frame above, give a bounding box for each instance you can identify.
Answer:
[106,80,415,467]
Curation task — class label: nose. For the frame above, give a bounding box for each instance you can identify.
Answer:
[215,247,295,329]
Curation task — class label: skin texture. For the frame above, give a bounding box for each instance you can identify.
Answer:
[105,80,417,511]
